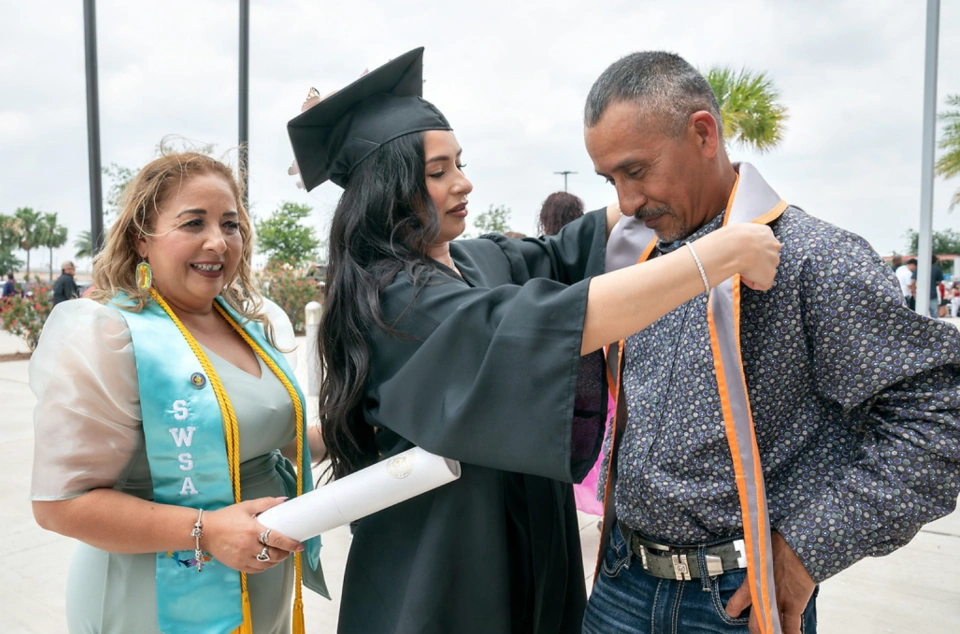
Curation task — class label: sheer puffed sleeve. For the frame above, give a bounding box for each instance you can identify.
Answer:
[30,299,142,500]
[260,295,299,370]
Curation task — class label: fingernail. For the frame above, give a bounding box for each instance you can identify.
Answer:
[276,496,289,502]
[296,545,305,552]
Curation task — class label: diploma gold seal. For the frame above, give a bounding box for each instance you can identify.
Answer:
[386,454,414,479]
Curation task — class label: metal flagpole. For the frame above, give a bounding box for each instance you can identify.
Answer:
[239,0,250,207]
[83,0,104,254]
[916,0,940,317]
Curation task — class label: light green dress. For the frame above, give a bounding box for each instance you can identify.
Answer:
[30,300,318,634]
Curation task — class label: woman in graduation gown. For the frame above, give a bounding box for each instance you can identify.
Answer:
[287,48,781,634]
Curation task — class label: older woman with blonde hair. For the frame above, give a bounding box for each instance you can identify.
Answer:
[30,152,325,634]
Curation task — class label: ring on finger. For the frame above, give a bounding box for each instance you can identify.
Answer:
[256,546,271,562]
[258,529,271,546]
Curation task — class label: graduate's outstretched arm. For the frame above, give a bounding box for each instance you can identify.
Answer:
[580,222,780,355]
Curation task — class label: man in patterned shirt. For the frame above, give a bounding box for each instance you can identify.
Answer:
[580,51,960,634]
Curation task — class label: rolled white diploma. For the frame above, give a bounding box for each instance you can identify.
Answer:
[257,447,461,541]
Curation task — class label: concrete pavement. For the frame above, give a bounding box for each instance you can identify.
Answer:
[1,328,959,633]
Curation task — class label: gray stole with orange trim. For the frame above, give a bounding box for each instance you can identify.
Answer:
[601,162,786,634]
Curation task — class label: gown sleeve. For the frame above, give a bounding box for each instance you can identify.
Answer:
[365,270,607,484]
[482,208,608,284]
[29,299,142,501]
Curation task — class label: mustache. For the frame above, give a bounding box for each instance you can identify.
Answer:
[633,206,672,220]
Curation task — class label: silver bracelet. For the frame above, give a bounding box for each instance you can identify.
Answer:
[190,508,205,573]
[685,242,710,294]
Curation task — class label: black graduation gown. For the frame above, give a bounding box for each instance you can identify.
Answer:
[337,210,609,634]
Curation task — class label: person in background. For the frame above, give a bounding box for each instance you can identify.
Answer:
[538,191,586,236]
[895,257,917,310]
[52,261,80,305]
[927,255,945,318]
[2,273,16,298]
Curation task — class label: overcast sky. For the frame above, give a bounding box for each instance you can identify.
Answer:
[2,0,959,272]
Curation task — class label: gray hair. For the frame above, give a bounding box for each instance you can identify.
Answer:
[584,51,722,139]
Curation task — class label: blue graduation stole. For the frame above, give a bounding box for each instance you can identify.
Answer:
[113,293,321,634]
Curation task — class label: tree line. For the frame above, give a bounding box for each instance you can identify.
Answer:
[0,208,69,281]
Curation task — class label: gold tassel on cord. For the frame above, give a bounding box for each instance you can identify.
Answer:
[230,588,253,634]
[293,597,305,634]
[292,551,306,634]
[240,589,254,634]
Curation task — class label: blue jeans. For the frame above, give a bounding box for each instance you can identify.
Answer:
[582,528,818,634]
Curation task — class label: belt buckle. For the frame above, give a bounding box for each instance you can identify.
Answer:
[732,539,747,568]
[705,554,724,577]
[671,553,692,581]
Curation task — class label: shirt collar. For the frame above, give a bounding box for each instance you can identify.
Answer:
[656,212,726,255]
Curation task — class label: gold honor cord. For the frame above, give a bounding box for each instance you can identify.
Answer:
[150,289,308,634]
[212,301,308,634]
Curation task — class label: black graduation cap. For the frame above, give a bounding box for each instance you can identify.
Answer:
[288,47,452,190]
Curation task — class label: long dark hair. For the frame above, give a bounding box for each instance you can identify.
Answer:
[319,132,441,479]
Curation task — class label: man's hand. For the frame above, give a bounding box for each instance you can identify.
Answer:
[724,532,815,634]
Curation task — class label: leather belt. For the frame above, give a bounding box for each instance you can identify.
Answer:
[618,521,747,581]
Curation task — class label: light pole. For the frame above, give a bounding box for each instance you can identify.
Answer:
[916,0,940,317]
[83,0,104,254]
[239,0,250,207]
[553,170,577,191]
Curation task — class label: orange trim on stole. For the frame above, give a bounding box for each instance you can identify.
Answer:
[595,344,625,580]
[720,174,741,227]
[730,279,776,634]
[751,200,788,228]
[706,289,768,633]
[741,198,787,633]
[604,344,619,403]
[637,239,658,264]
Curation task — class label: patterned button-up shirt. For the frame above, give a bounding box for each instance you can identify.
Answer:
[615,207,960,582]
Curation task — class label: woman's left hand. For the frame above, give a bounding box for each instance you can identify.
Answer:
[203,497,303,574]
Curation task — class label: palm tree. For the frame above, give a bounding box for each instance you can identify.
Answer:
[0,213,21,251]
[74,230,95,259]
[704,67,788,153]
[937,94,960,210]
[38,213,69,281]
[0,214,23,276]
[13,207,42,275]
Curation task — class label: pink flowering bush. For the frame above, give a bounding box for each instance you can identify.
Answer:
[0,277,53,351]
